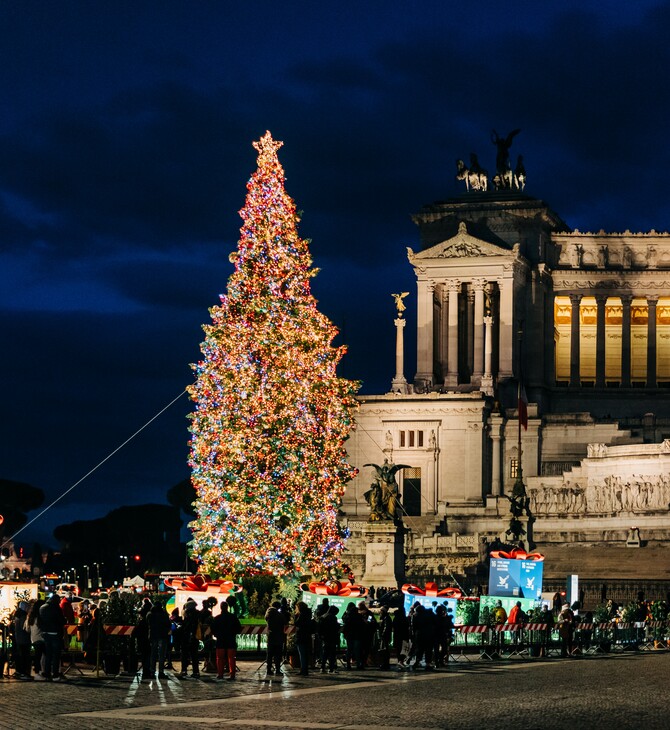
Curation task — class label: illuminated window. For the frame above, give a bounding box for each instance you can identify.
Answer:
[510,458,519,478]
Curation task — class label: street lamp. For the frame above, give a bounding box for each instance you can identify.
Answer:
[120,555,129,579]
[94,562,103,590]
[83,564,91,590]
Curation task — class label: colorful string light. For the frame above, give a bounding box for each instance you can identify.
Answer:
[188,131,359,578]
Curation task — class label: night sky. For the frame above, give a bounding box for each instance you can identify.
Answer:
[3,1,670,548]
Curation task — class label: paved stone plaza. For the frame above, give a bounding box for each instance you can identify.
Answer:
[1,653,669,729]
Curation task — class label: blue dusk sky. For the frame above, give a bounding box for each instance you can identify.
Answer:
[2,0,669,546]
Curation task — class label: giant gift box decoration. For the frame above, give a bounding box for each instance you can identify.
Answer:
[300,579,368,614]
[401,582,463,615]
[164,574,242,618]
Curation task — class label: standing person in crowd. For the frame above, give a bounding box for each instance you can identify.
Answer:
[579,610,594,651]
[357,602,377,670]
[180,599,200,678]
[293,601,313,676]
[507,600,527,647]
[148,603,171,679]
[27,599,46,679]
[264,601,287,678]
[211,600,243,681]
[313,598,329,669]
[537,603,554,657]
[433,604,451,667]
[133,601,152,680]
[167,608,182,670]
[492,599,508,653]
[278,597,291,661]
[12,601,31,679]
[39,593,66,681]
[377,606,393,670]
[83,607,103,666]
[341,603,362,670]
[409,603,434,670]
[557,603,575,657]
[552,592,563,616]
[318,606,340,673]
[199,597,217,672]
[77,599,92,648]
[392,605,409,667]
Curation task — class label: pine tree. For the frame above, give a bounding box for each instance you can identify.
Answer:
[188,131,359,578]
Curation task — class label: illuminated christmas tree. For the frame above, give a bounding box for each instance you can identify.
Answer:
[188,131,359,578]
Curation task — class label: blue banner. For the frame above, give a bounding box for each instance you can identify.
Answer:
[488,558,543,600]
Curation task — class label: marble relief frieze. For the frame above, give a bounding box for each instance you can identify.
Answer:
[528,473,670,516]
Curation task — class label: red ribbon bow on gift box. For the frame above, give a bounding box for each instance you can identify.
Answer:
[489,548,544,561]
[301,580,368,597]
[401,582,463,599]
[163,574,242,592]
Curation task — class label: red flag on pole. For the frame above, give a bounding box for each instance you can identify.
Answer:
[518,380,528,430]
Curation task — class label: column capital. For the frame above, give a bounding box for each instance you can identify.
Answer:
[647,295,659,306]
[594,293,608,304]
[620,294,633,306]
[444,279,461,293]
[471,277,487,291]
[569,293,582,306]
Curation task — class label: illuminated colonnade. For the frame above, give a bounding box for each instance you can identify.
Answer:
[554,294,670,387]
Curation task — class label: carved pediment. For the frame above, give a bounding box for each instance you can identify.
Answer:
[407,221,512,263]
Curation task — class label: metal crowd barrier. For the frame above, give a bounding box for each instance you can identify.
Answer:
[450,620,670,659]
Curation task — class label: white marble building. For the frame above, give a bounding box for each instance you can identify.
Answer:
[342,187,670,587]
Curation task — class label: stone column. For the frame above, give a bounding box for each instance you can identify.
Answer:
[595,294,607,388]
[544,286,555,386]
[391,317,408,393]
[569,293,582,387]
[467,286,475,379]
[498,275,514,378]
[444,280,460,388]
[415,280,435,385]
[473,279,485,381]
[481,314,494,395]
[440,287,449,381]
[490,415,503,496]
[647,296,658,388]
[620,295,632,387]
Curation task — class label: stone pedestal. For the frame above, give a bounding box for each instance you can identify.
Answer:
[361,521,405,587]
